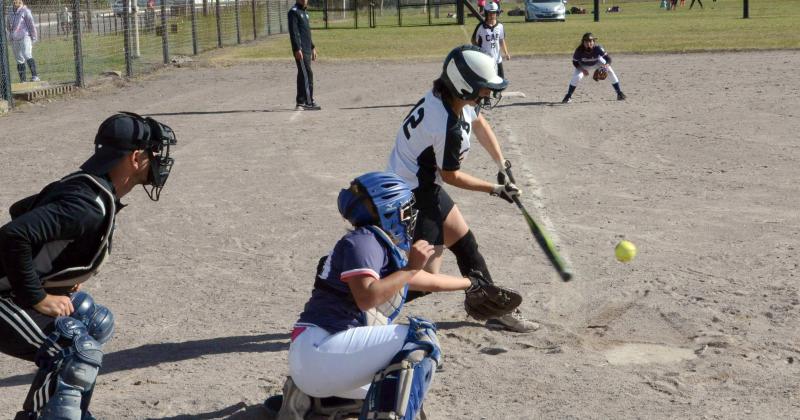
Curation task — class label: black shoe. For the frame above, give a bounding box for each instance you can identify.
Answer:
[561,95,572,104]
[617,92,627,101]
[303,102,321,110]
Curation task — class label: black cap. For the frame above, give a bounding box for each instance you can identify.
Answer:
[80,113,152,175]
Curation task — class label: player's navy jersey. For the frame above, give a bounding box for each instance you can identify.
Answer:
[572,45,611,68]
[298,227,399,334]
[472,22,505,64]
[387,90,478,190]
[288,3,314,53]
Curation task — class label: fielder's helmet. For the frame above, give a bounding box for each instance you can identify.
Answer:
[484,1,501,14]
[337,172,417,251]
[441,45,508,101]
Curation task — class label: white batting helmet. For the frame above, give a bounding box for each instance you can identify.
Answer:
[441,45,507,101]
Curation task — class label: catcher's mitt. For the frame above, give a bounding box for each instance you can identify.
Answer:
[464,270,523,320]
[593,67,608,82]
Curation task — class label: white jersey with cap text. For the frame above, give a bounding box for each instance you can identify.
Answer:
[387,90,478,190]
[473,22,505,64]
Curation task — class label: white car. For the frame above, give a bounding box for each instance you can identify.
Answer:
[525,0,567,22]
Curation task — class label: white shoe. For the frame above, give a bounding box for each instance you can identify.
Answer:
[485,309,540,333]
[277,377,311,420]
[31,76,41,82]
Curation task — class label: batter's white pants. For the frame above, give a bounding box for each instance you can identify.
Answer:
[12,37,34,64]
[569,61,620,86]
[288,323,409,399]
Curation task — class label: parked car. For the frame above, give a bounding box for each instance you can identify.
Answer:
[525,0,567,22]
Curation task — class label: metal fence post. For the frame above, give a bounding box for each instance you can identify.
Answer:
[191,0,198,54]
[0,0,14,107]
[278,0,283,33]
[265,0,271,35]
[72,0,84,87]
[215,0,222,47]
[251,0,257,39]
[122,0,133,77]
[235,0,241,44]
[161,0,169,63]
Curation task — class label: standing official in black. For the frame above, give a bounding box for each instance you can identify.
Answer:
[288,0,320,110]
[0,112,177,420]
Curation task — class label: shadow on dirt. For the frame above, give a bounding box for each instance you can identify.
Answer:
[0,333,290,388]
[340,103,415,110]
[147,109,298,116]
[147,401,269,419]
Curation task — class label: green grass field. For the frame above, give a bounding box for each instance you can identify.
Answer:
[216,0,800,61]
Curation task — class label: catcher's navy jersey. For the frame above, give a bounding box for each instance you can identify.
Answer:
[298,227,397,333]
[472,22,505,64]
[387,90,478,190]
[572,45,611,68]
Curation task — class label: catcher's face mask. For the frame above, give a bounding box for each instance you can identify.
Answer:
[142,117,177,201]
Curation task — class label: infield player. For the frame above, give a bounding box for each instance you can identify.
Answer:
[265,172,520,419]
[471,2,510,107]
[385,45,539,333]
[561,32,627,104]
[0,112,177,420]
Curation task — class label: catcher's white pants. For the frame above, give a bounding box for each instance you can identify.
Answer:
[288,323,409,399]
[569,61,620,86]
[12,37,34,64]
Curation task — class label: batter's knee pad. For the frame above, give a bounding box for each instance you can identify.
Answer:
[449,230,493,284]
[360,317,441,420]
[39,334,103,420]
[71,292,115,344]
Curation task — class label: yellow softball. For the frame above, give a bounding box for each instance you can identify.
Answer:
[615,240,637,263]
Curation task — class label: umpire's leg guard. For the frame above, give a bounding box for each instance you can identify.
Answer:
[449,230,494,284]
[70,292,115,344]
[360,317,441,420]
[33,317,103,420]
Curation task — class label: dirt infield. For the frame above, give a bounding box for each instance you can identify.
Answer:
[1,50,799,419]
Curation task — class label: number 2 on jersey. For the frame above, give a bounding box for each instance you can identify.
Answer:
[403,98,425,140]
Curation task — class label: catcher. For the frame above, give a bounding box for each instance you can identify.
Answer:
[561,32,627,103]
[265,172,521,419]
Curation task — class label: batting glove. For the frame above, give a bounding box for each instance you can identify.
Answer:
[497,159,517,185]
[491,183,520,203]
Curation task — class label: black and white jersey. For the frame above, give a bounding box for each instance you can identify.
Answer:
[387,90,478,190]
[472,22,505,64]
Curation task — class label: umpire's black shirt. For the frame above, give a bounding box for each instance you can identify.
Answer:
[0,173,118,308]
[288,2,314,54]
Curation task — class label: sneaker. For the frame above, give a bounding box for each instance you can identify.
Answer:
[276,377,311,420]
[486,309,540,333]
[617,92,627,101]
[295,103,305,110]
[31,76,41,82]
[301,102,321,111]
[561,95,572,104]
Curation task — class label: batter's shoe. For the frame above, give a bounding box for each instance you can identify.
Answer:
[561,95,572,104]
[617,92,627,101]
[486,309,540,333]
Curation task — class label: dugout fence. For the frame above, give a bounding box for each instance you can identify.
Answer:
[1,0,291,109]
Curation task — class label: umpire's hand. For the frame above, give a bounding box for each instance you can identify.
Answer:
[34,294,74,317]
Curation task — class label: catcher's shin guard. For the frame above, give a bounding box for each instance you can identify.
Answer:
[360,317,441,420]
[449,230,493,284]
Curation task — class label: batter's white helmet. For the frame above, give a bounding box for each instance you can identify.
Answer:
[484,1,501,13]
[441,45,507,101]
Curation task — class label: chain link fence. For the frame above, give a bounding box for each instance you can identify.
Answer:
[306,0,459,29]
[2,0,291,108]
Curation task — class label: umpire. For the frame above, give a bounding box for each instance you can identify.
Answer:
[288,0,320,110]
[0,112,177,420]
